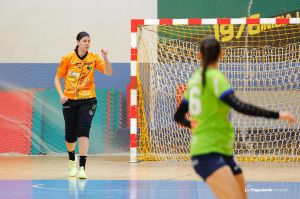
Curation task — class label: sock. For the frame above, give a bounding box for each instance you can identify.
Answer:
[80,156,87,169]
[68,150,75,161]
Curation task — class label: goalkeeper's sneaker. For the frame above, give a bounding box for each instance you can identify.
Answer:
[68,157,77,177]
[78,166,88,179]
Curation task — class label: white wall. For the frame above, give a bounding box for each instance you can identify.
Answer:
[0,0,157,63]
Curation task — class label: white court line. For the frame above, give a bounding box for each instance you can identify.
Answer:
[32,182,211,192]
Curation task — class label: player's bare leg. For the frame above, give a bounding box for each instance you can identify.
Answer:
[206,166,244,199]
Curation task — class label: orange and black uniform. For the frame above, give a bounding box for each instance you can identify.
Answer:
[57,50,105,142]
[56,50,105,100]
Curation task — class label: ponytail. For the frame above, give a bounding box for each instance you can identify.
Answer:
[199,36,221,90]
[201,60,208,89]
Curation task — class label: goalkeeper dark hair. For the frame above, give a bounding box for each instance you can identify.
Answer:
[75,31,90,51]
[199,36,221,89]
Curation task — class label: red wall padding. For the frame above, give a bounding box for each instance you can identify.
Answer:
[0,91,34,154]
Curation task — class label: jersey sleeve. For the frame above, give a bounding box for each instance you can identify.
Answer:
[208,71,233,99]
[94,54,105,73]
[56,56,68,78]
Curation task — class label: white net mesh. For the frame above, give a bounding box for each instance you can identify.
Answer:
[136,23,300,162]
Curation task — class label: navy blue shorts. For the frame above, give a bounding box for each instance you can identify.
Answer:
[192,153,242,181]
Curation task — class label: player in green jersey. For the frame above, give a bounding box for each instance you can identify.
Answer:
[174,36,296,199]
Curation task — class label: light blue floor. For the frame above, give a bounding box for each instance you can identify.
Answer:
[0,180,299,199]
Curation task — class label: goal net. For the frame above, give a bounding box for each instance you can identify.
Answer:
[133,18,300,162]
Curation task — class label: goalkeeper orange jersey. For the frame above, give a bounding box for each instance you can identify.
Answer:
[56,51,105,100]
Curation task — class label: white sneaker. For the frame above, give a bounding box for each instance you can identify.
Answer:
[68,157,77,177]
[78,166,88,179]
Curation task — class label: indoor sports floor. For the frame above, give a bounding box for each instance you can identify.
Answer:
[0,156,299,199]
